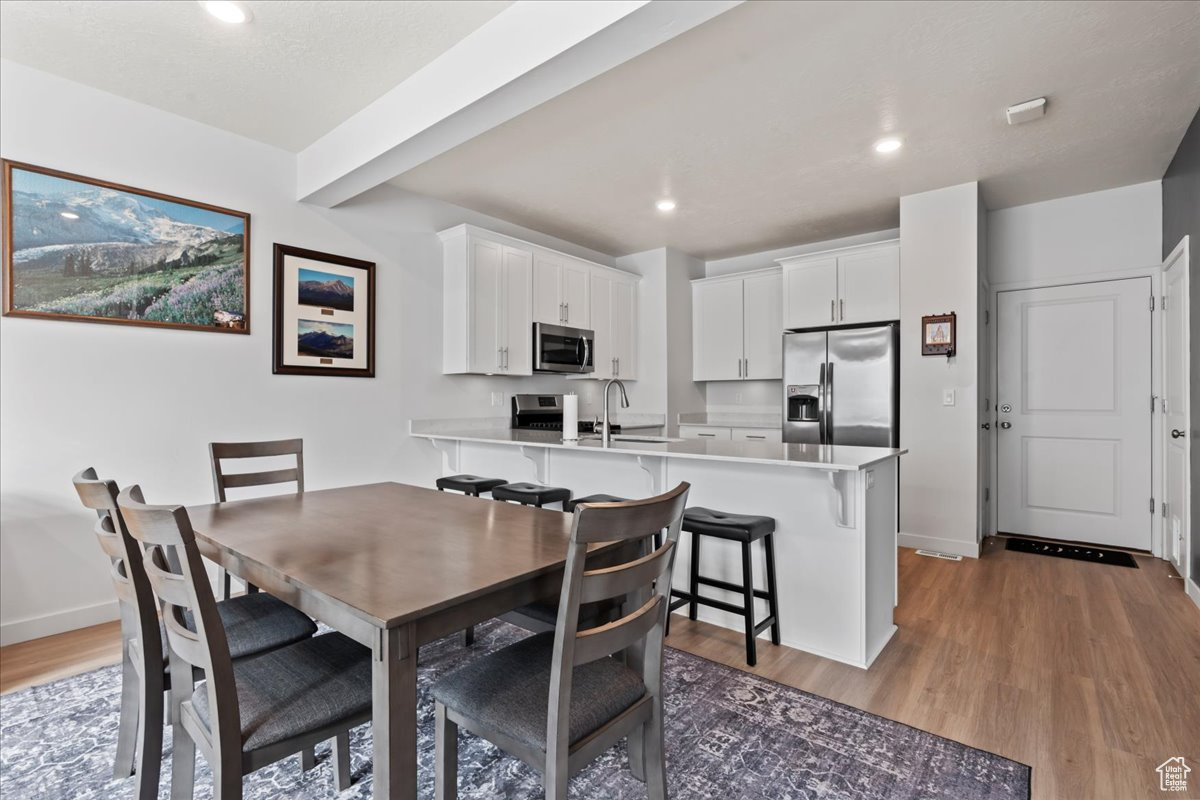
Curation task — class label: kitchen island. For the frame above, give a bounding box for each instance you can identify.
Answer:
[410,420,906,668]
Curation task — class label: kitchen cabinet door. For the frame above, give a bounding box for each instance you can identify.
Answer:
[783,257,837,329]
[468,238,504,373]
[742,271,782,379]
[732,427,783,444]
[591,271,615,379]
[692,279,744,381]
[501,245,533,375]
[611,277,637,379]
[678,425,732,440]
[531,252,563,325]
[561,259,591,329]
[837,246,899,324]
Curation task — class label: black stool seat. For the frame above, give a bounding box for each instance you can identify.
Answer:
[682,507,776,542]
[492,482,571,508]
[436,474,508,497]
[565,493,629,512]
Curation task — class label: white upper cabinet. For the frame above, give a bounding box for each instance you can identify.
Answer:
[779,241,899,329]
[532,253,591,328]
[835,246,900,325]
[441,224,634,377]
[441,227,533,375]
[591,269,638,380]
[692,269,782,381]
[742,271,783,379]
[782,257,838,329]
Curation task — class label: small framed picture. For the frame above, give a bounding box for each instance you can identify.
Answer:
[273,244,375,377]
[921,313,956,356]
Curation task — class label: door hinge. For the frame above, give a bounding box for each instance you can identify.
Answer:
[984,487,990,502]
[1162,502,1169,518]
[1151,394,1157,413]
[1150,497,1155,514]
[1150,296,1155,312]
[984,309,990,325]
[1163,398,1169,414]
[1163,295,1168,311]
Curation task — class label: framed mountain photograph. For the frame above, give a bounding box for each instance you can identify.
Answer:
[273,243,375,377]
[2,160,249,333]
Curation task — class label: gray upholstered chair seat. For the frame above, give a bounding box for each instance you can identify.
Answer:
[682,507,776,542]
[166,592,317,663]
[192,632,372,753]
[431,631,646,750]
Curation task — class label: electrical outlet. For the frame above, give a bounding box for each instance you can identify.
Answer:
[943,389,956,407]
[491,391,504,407]
[735,392,743,404]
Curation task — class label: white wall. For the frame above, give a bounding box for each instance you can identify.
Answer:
[899,182,982,558]
[987,181,1162,285]
[0,62,625,644]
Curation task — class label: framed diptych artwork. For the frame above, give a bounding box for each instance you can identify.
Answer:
[272,243,375,377]
[2,160,249,333]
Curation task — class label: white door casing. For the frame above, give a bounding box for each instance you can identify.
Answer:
[1162,239,1190,575]
[997,278,1152,550]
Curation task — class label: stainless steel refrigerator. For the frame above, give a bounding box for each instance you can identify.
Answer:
[782,323,899,446]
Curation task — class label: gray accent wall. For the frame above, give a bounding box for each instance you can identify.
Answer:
[1161,106,1200,582]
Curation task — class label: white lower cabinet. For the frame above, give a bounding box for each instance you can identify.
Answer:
[678,425,732,441]
[732,427,782,444]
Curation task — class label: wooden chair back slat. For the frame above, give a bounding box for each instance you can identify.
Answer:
[572,595,664,667]
[577,542,676,605]
[118,484,240,752]
[209,439,304,502]
[219,468,300,490]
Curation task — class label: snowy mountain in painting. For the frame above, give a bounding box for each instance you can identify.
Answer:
[11,188,231,252]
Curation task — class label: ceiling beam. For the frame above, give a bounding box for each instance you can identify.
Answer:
[296,0,740,207]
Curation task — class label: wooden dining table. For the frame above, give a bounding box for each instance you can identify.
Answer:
[186,481,595,800]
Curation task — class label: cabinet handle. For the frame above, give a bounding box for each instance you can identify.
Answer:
[747,435,766,440]
[831,299,835,322]
[498,347,503,369]
[503,346,509,370]
[564,302,569,322]
[840,299,845,321]
[698,433,716,438]
[737,358,742,378]
[616,357,620,376]
[744,357,748,376]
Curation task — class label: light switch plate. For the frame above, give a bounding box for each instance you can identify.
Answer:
[943,389,956,407]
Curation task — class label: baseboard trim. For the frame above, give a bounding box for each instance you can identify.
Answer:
[0,600,119,647]
[1187,577,1200,613]
[898,532,980,559]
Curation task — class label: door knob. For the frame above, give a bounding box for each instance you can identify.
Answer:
[1171,429,1186,439]
[999,421,1012,429]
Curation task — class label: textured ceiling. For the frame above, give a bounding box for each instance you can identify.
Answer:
[0,0,512,152]
[390,0,1200,258]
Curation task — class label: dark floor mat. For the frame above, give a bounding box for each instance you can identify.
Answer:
[1004,536,1138,568]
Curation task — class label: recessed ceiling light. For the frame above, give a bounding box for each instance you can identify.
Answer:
[655,199,677,212]
[199,0,253,24]
[59,211,79,220]
[873,137,902,154]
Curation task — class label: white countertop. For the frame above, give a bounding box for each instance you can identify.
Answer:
[410,424,905,471]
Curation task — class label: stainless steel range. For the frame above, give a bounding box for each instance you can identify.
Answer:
[511,394,616,434]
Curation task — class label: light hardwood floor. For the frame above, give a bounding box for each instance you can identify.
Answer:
[2,539,1197,800]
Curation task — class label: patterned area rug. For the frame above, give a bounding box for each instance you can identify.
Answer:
[0,620,1029,799]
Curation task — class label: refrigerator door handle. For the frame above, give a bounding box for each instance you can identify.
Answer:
[825,361,834,444]
[818,362,827,443]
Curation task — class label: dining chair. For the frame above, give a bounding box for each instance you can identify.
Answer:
[433,482,690,800]
[117,483,372,800]
[208,438,304,599]
[72,468,320,800]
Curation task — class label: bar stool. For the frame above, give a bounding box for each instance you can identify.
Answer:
[491,482,572,509]
[565,493,628,512]
[436,474,508,497]
[669,507,780,666]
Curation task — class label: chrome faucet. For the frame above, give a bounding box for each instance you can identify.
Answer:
[601,378,629,446]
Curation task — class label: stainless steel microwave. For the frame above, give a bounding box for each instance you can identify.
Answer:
[533,322,594,374]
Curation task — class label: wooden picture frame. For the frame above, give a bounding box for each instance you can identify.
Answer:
[272,244,375,378]
[921,312,956,356]
[2,159,250,333]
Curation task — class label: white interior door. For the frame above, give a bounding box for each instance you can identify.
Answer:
[1163,239,1190,574]
[997,278,1152,549]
